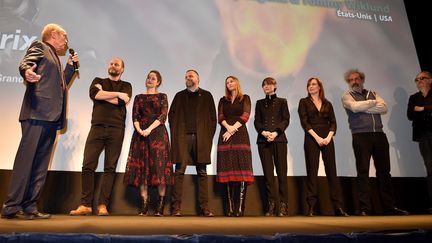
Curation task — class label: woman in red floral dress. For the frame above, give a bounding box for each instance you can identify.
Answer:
[124,70,173,216]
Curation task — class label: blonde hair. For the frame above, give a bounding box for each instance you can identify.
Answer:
[41,23,65,42]
[225,75,244,102]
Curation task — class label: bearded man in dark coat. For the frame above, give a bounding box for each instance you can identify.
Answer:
[169,69,216,217]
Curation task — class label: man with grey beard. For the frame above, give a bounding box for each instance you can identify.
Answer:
[341,69,408,216]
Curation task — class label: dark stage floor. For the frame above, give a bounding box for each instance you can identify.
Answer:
[1,215,432,235]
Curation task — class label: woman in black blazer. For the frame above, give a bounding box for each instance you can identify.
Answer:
[254,77,290,216]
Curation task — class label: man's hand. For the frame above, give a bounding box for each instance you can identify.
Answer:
[414,106,425,112]
[118,92,129,102]
[67,52,79,65]
[25,64,41,83]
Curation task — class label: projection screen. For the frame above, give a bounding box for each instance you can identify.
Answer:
[0,0,424,177]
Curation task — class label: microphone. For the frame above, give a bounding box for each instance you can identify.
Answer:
[69,48,79,71]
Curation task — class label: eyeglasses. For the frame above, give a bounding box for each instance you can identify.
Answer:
[415,76,431,82]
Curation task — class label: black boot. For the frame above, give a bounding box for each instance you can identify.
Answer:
[306,203,315,217]
[235,182,247,217]
[226,183,234,217]
[335,207,349,217]
[278,201,288,217]
[265,200,275,216]
[139,197,148,216]
[154,196,165,216]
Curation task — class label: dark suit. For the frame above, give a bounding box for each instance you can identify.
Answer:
[1,41,74,216]
[254,94,290,205]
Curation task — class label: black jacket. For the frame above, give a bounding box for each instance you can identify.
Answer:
[168,88,217,164]
[254,94,290,143]
[407,90,432,142]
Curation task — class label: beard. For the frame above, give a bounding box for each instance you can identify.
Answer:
[351,83,363,93]
[108,68,121,77]
[186,79,195,87]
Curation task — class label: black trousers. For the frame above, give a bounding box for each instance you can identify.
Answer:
[258,142,288,204]
[419,133,432,205]
[304,134,343,209]
[172,133,209,209]
[352,132,395,212]
[1,120,57,215]
[81,125,125,207]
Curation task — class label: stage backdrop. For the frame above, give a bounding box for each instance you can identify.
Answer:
[0,0,424,177]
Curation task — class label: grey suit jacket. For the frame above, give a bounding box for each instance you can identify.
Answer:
[18,41,74,129]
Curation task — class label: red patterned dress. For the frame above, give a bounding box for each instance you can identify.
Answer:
[216,95,254,184]
[124,93,173,187]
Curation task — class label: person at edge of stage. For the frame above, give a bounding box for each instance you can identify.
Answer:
[407,71,432,214]
[1,23,78,220]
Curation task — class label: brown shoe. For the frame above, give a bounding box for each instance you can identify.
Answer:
[97,204,109,216]
[70,205,92,216]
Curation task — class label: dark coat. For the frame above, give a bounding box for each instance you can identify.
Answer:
[407,90,432,142]
[18,41,74,130]
[168,88,216,165]
[254,94,290,143]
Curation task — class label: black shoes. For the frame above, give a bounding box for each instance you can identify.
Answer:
[264,201,275,217]
[154,196,165,217]
[1,210,50,220]
[201,208,214,217]
[359,207,409,216]
[1,213,18,219]
[335,208,349,216]
[172,208,182,217]
[384,207,409,216]
[24,211,51,220]
[278,202,288,217]
[306,205,314,217]
[170,207,214,217]
[139,198,149,216]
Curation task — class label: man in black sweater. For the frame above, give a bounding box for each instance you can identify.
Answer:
[407,71,432,214]
[70,57,132,216]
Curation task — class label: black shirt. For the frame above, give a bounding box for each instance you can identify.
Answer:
[185,89,199,133]
[407,89,432,141]
[298,97,336,137]
[89,77,132,128]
